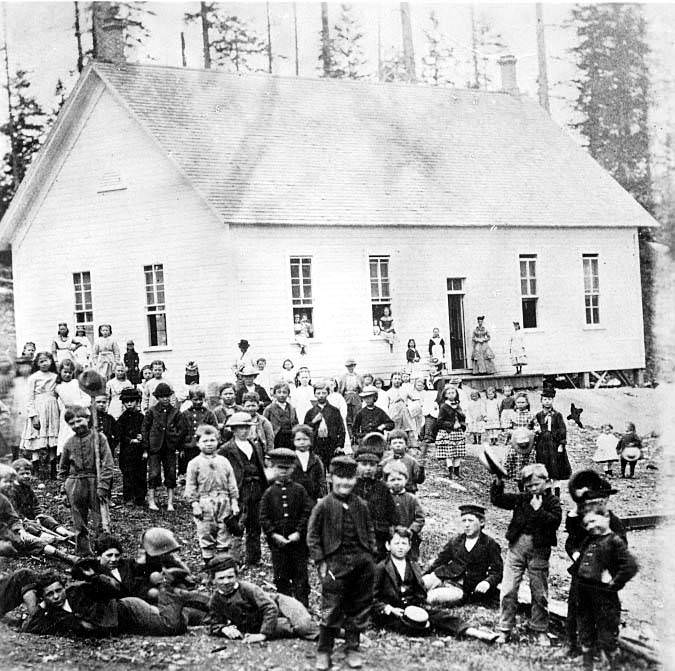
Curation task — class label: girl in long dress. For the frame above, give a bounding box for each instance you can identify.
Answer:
[327,377,351,454]
[92,324,121,379]
[388,372,416,446]
[428,327,446,364]
[72,326,92,370]
[471,316,496,375]
[373,377,389,413]
[55,359,91,457]
[291,367,315,422]
[51,323,76,365]
[509,321,527,375]
[106,362,133,419]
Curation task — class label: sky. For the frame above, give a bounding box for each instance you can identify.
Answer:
[0,2,673,149]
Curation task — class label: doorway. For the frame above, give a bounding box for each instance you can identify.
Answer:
[447,278,467,370]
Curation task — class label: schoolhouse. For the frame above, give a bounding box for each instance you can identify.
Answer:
[0,44,657,386]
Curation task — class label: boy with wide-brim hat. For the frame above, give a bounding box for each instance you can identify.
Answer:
[307,456,376,670]
[235,366,271,408]
[351,387,394,443]
[218,412,267,565]
[337,360,363,442]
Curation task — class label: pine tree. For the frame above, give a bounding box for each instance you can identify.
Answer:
[421,11,456,86]
[468,11,506,90]
[570,3,652,209]
[380,49,408,83]
[319,4,367,79]
[0,70,52,218]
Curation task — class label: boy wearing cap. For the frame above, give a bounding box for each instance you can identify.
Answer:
[351,387,394,443]
[179,386,218,478]
[533,388,570,498]
[337,360,363,440]
[307,456,377,670]
[260,448,314,606]
[117,387,146,506]
[422,504,502,606]
[185,425,239,567]
[142,382,187,512]
[218,412,267,565]
[207,554,317,642]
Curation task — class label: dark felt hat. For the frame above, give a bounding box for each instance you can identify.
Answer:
[119,387,142,402]
[238,339,250,349]
[268,448,296,466]
[329,455,357,478]
[479,446,507,479]
[360,432,387,458]
[354,447,380,463]
[153,382,173,398]
[541,387,556,398]
[459,504,486,519]
[569,469,606,502]
[207,554,239,574]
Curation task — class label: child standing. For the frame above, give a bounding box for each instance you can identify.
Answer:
[533,388,571,498]
[381,429,425,493]
[72,326,92,370]
[382,461,424,560]
[290,367,314,422]
[616,422,642,479]
[593,424,619,478]
[142,382,187,512]
[116,387,146,505]
[94,395,119,460]
[290,424,326,503]
[242,392,275,455]
[185,425,239,567]
[388,373,415,446]
[59,405,114,556]
[351,386,394,442]
[20,352,60,481]
[55,359,91,464]
[263,382,299,449]
[434,387,466,479]
[92,324,120,380]
[123,340,141,387]
[499,385,516,431]
[483,387,501,445]
[307,456,376,671]
[407,378,426,443]
[179,386,218,478]
[106,363,133,420]
[141,360,176,412]
[491,463,562,646]
[574,510,638,670]
[503,393,536,481]
[214,383,240,444]
[465,389,486,445]
[260,448,314,606]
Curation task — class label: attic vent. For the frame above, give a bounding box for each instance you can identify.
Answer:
[97,169,126,193]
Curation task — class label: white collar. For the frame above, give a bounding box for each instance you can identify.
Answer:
[464,535,479,552]
[296,451,310,469]
[391,556,408,578]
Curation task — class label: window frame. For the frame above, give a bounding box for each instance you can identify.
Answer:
[369,255,392,326]
[582,254,600,325]
[72,271,94,341]
[519,254,538,329]
[144,263,169,348]
[289,256,315,336]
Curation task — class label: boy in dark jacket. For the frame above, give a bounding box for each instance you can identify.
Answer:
[351,387,394,442]
[423,503,502,607]
[290,424,326,503]
[304,381,345,467]
[259,448,314,606]
[116,388,146,505]
[307,456,377,671]
[179,385,218,477]
[94,395,119,458]
[574,510,637,670]
[353,444,399,562]
[491,463,562,646]
[382,460,424,559]
[142,383,187,512]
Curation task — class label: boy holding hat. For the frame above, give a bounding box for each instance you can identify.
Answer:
[307,456,377,670]
[206,554,317,642]
[422,504,502,606]
[218,412,267,565]
[142,382,187,512]
[260,447,314,606]
[117,387,146,506]
[351,387,394,443]
[185,425,239,567]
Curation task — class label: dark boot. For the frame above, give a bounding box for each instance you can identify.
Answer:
[316,626,334,670]
[344,630,363,669]
[582,650,594,671]
[554,486,561,498]
[454,466,461,478]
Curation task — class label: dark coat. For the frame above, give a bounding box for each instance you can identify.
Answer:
[573,532,638,591]
[141,405,187,454]
[565,510,626,560]
[181,406,218,449]
[208,581,278,637]
[218,439,267,492]
[235,383,271,408]
[116,409,145,470]
[436,403,466,433]
[352,406,394,440]
[490,479,562,548]
[290,452,327,502]
[533,409,570,480]
[426,532,503,595]
[307,492,376,562]
[96,411,119,453]
[304,402,345,452]
[353,478,399,538]
[260,481,314,542]
[373,557,427,615]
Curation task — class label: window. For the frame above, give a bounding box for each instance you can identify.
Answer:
[369,255,391,325]
[519,254,538,329]
[73,272,94,341]
[144,264,168,347]
[290,257,314,335]
[583,254,600,324]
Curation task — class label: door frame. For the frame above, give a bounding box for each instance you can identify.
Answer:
[446,278,467,370]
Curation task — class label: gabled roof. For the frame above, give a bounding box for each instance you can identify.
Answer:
[0,61,658,242]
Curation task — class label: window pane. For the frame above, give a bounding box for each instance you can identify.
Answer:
[522,298,537,328]
[520,261,527,278]
[585,307,592,324]
[521,279,528,295]
[381,281,390,299]
[380,262,389,279]
[529,279,536,295]
[592,307,599,324]
[370,261,378,279]
[291,285,300,299]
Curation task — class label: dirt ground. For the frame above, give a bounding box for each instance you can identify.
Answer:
[0,387,668,670]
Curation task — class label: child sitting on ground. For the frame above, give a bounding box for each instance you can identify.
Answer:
[260,448,314,606]
[382,461,424,560]
[184,425,239,567]
[491,463,561,646]
[381,429,425,493]
[263,382,299,449]
[307,456,377,670]
[616,421,642,479]
[206,554,317,642]
[574,509,638,670]
[289,424,326,503]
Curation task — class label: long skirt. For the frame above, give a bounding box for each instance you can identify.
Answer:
[435,429,466,460]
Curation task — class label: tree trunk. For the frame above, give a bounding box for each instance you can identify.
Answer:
[400,2,416,83]
[266,2,273,73]
[74,1,84,73]
[1,6,19,190]
[321,2,331,76]
[470,5,479,89]
[200,1,211,69]
[535,3,550,112]
[293,2,299,76]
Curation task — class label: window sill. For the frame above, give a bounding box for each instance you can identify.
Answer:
[582,325,605,331]
[522,328,545,334]
[143,346,173,353]
[289,340,322,346]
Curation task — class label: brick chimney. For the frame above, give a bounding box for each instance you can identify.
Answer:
[498,54,519,96]
[93,2,125,64]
